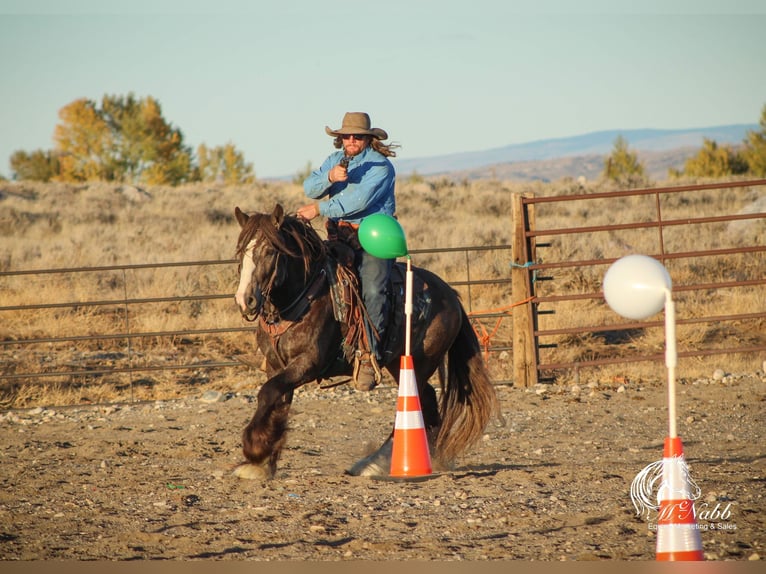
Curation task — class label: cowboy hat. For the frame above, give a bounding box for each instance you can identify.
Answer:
[325,112,388,140]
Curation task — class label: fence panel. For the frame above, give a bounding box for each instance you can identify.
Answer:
[0,246,514,405]
[511,179,766,387]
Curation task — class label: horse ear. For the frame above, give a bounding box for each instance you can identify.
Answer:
[234,206,249,228]
[271,204,284,228]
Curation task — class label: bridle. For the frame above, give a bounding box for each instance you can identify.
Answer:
[238,227,326,326]
[238,236,280,323]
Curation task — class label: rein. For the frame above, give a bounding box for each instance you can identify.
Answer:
[259,264,327,334]
[240,220,330,368]
[238,214,363,380]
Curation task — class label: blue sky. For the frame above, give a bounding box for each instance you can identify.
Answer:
[1,0,764,179]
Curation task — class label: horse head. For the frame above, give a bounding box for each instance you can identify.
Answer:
[233,204,325,321]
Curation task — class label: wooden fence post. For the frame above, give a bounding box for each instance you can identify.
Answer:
[511,192,539,387]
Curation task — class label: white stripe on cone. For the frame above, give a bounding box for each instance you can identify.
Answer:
[395,410,425,430]
[656,524,704,554]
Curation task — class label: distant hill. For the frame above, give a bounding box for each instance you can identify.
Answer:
[390,124,758,182]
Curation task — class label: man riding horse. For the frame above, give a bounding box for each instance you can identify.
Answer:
[297,112,399,391]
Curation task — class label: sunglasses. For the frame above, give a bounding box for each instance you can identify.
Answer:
[341,134,368,141]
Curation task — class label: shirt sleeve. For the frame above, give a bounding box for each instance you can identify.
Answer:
[303,153,341,199]
[318,157,395,221]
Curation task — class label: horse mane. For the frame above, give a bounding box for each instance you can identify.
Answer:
[236,210,327,277]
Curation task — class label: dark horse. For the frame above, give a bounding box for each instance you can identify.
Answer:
[232,204,499,479]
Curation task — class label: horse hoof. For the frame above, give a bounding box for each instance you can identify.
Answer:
[232,462,273,480]
[346,441,392,477]
[346,459,389,477]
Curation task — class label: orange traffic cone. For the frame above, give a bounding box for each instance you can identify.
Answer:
[656,436,704,561]
[389,355,432,477]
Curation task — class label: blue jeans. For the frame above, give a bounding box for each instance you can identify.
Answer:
[356,249,392,362]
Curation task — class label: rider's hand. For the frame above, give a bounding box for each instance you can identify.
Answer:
[297,203,320,221]
[328,164,348,184]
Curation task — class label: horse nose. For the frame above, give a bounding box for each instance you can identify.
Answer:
[238,290,262,319]
[246,292,258,311]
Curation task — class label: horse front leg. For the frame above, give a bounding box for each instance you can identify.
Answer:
[233,374,295,480]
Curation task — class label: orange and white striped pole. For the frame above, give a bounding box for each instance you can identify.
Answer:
[389,354,432,477]
[604,257,704,561]
[389,257,432,477]
[656,437,704,560]
[655,294,703,561]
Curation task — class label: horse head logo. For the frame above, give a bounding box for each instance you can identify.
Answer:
[630,457,702,518]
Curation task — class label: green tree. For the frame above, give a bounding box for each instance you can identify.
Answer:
[741,103,766,176]
[101,94,192,185]
[678,138,748,178]
[10,149,60,182]
[602,135,647,188]
[196,142,254,185]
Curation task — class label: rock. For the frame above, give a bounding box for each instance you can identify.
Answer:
[199,390,225,403]
[712,369,726,380]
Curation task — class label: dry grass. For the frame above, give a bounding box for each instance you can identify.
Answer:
[0,176,764,408]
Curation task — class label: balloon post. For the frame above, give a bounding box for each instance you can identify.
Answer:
[358,213,413,353]
[603,254,677,436]
[604,254,704,561]
[358,214,432,478]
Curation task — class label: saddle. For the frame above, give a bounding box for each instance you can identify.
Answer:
[324,240,430,373]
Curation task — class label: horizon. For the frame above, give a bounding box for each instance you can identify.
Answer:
[1,0,765,179]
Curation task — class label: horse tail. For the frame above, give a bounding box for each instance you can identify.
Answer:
[435,306,501,465]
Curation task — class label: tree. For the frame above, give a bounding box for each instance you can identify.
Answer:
[741,103,766,176]
[602,135,647,188]
[10,149,60,182]
[100,94,192,185]
[53,98,112,182]
[51,94,193,185]
[196,142,254,185]
[678,138,748,178]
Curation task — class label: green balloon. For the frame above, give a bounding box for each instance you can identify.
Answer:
[358,213,408,259]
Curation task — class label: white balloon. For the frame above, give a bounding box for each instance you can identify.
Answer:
[603,254,672,320]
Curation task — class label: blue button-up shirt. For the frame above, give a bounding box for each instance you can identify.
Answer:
[303,146,396,224]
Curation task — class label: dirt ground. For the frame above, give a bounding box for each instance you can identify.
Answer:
[0,370,763,562]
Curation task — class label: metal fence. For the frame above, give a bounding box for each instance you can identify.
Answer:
[3,178,764,401]
[510,178,766,386]
[0,245,513,402]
